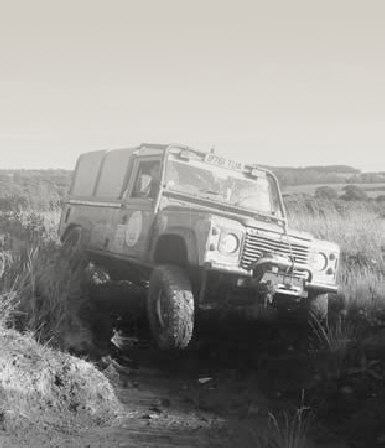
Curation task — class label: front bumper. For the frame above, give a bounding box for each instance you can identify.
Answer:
[203,254,338,298]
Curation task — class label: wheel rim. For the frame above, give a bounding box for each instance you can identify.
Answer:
[155,289,168,328]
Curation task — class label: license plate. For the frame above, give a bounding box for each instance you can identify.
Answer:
[204,153,243,171]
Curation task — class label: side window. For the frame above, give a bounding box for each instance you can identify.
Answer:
[71,151,105,196]
[131,159,162,200]
[95,149,133,199]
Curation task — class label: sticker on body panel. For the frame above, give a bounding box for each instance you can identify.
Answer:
[111,212,143,251]
[125,211,143,247]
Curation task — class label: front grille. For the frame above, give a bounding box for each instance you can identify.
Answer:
[241,229,310,270]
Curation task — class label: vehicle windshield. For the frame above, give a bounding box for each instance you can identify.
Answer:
[164,158,282,216]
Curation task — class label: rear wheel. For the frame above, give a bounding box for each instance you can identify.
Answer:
[62,226,88,271]
[147,265,194,350]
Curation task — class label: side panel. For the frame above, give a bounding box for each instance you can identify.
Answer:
[61,202,122,248]
[59,150,106,239]
[60,146,166,263]
[108,202,155,260]
[60,148,131,246]
[91,152,164,261]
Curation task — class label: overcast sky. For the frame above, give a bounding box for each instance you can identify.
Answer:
[0,0,384,171]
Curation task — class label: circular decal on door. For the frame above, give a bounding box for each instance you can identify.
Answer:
[125,211,143,247]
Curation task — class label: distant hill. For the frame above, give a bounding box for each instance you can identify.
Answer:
[266,166,358,186]
[265,165,385,187]
[304,165,360,174]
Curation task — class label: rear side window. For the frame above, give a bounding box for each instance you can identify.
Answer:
[95,149,133,198]
[71,151,105,196]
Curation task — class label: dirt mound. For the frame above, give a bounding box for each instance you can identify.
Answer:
[0,329,122,430]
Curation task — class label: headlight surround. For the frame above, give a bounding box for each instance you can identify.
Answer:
[218,232,240,254]
[314,252,328,271]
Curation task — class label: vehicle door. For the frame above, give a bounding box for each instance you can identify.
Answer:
[109,155,163,262]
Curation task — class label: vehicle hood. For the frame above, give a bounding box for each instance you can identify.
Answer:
[161,203,313,242]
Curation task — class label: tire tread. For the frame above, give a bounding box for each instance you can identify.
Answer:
[148,264,194,350]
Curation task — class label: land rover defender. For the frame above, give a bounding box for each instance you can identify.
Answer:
[59,144,340,349]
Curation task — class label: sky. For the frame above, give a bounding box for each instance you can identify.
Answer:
[0,0,384,171]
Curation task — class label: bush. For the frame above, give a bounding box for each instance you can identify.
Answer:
[340,185,368,201]
[314,186,338,200]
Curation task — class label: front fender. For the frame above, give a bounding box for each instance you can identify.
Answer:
[153,227,200,265]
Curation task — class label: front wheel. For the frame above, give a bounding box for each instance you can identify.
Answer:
[147,265,195,350]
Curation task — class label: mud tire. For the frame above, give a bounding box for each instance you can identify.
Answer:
[147,265,194,350]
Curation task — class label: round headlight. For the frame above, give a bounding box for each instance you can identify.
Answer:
[314,252,328,271]
[219,233,239,254]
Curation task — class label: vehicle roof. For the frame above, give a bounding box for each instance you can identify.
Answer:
[77,143,274,176]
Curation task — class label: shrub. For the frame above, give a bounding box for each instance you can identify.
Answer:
[340,185,368,201]
[314,186,338,201]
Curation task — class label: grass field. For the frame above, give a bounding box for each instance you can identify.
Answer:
[286,199,385,308]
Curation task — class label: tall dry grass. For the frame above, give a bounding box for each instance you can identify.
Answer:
[287,200,385,259]
[286,199,385,309]
[0,212,121,432]
[0,210,98,353]
[14,242,95,351]
[223,400,313,448]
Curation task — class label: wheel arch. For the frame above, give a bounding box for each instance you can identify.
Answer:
[60,214,94,241]
[152,229,199,266]
[60,223,82,243]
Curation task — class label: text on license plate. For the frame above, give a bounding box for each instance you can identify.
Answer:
[204,153,243,170]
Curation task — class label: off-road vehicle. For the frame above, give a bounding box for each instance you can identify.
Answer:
[59,144,340,349]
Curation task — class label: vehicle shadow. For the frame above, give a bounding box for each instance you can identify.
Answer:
[88,281,314,417]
